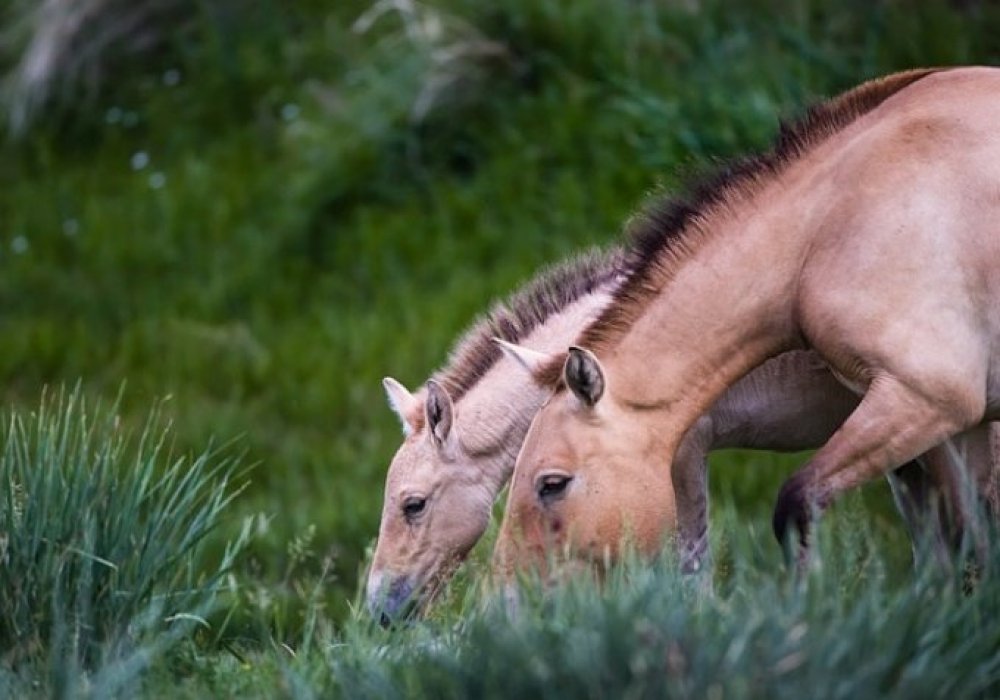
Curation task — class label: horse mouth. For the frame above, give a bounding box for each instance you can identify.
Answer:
[371,557,464,628]
[371,575,419,628]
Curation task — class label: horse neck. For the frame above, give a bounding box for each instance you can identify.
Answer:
[605,209,807,454]
[457,282,617,493]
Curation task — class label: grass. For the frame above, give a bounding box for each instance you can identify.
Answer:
[152,514,1000,699]
[0,388,248,696]
[0,0,999,694]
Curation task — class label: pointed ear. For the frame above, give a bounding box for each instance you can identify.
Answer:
[383,377,421,435]
[564,346,605,407]
[493,337,557,377]
[425,380,455,445]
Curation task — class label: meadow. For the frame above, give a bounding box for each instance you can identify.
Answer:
[1,0,1000,695]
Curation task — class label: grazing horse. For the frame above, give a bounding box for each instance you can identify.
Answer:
[498,341,997,573]
[367,250,622,624]
[492,67,1000,578]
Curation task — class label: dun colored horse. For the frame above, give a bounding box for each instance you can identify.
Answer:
[493,67,1000,579]
[367,250,621,623]
[498,341,996,574]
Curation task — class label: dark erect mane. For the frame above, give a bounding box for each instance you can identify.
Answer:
[544,67,942,380]
[429,246,623,406]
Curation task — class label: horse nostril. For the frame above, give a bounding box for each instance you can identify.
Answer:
[379,611,392,629]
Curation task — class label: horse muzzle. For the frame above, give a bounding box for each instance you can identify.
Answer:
[366,571,418,628]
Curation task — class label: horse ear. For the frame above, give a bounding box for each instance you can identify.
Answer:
[425,380,455,445]
[493,337,557,377]
[383,377,421,435]
[564,346,605,407]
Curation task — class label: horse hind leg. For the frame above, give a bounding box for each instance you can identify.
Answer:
[889,425,1000,585]
[772,373,983,562]
[886,460,952,568]
[918,429,993,553]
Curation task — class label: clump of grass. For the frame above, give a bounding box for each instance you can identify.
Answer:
[0,387,248,690]
[352,0,515,123]
[0,0,201,136]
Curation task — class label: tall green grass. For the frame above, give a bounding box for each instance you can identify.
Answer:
[156,515,1000,698]
[322,550,1000,699]
[0,388,248,695]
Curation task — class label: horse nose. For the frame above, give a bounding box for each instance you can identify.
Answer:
[365,569,385,618]
[366,572,416,626]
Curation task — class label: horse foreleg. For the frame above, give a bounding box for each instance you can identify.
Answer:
[772,373,982,561]
[672,417,713,576]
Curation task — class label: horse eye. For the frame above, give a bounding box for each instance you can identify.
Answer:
[402,496,427,520]
[537,474,572,503]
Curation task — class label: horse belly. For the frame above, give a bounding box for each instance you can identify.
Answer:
[797,220,991,421]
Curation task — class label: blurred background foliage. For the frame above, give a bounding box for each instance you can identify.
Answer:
[0,0,998,639]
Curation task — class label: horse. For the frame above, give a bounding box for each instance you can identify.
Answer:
[367,249,621,624]
[498,341,993,575]
[492,67,1000,579]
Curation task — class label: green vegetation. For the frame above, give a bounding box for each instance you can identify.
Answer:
[319,530,1000,699]
[144,517,1000,698]
[0,389,246,695]
[1,0,999,695]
